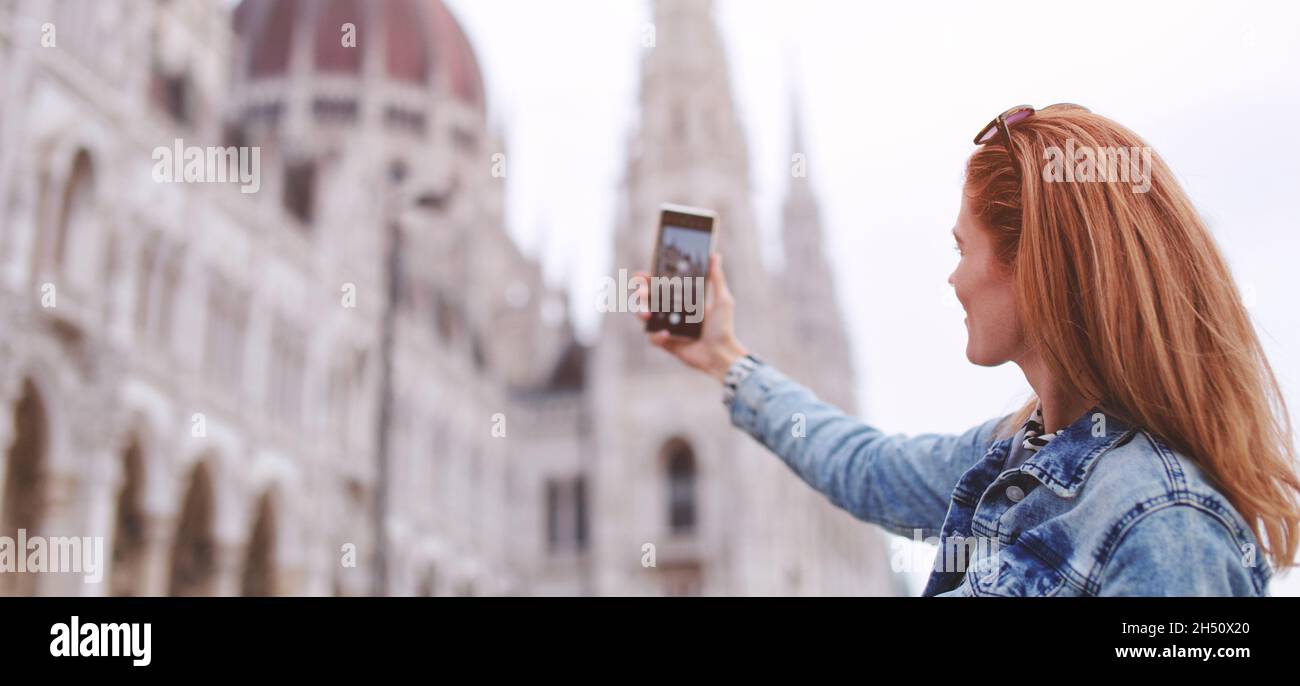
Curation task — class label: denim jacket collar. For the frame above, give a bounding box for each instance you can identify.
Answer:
[1010,405,1137,498]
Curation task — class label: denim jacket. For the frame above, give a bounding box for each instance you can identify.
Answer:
[728,362,1272,596]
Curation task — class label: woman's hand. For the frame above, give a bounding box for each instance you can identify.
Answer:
[634,253,749,382]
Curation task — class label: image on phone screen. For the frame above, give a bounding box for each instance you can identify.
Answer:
[646,206,715,339]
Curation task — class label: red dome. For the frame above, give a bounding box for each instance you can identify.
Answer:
[234,0,485,109]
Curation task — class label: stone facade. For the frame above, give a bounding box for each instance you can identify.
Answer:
[0,0,901,596]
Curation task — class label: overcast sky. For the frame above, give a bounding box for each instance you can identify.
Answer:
[444,0,1300,594]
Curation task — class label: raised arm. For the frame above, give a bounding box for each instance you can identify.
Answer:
[633,254,1005,539]
[728,361,1005,538]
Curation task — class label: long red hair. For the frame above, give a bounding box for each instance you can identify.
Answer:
[965,107,1300,571]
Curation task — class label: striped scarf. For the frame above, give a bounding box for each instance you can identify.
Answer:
[1021,403,1065,453]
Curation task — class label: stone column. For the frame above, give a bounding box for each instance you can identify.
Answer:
[0,347,26,501]
[0,377,15,511]
[33,470,82,596]
[77,449,120,598]
[139,513,177,596]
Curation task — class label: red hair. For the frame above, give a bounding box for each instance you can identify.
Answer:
[965,108,1300,571]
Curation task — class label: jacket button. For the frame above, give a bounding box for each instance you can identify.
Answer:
[1006,485,1026,503]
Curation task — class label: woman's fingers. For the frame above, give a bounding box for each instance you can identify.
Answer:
[638,255,744,378]
[650,329,695,365]
[648,329,673,350]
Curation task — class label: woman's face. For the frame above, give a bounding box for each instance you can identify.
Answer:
[949,192,1025,366]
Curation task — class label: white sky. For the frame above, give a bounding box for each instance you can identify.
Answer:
[445,0,1300,595]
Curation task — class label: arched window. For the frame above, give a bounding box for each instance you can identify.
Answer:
[202,273,250,386]
[282,160,317,224]
[168,462,216,596]
[268,318,305,425]
[110,439,147,597]
[544,475,588,554]
[133,240,184,346]
[417,565,437,597]
[240,492,277,597]
[134,240,157,335]
[663,438,697,535]
[1,379,49,596]
[50,150,95,276]
[156,252,181,346]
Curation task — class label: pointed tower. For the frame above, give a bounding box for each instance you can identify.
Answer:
[591,0,772,596]
[589,0,896,597]
[607,0,771,353]
[777,90,858,413]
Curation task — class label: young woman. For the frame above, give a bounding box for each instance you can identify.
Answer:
[635,104,1300,596]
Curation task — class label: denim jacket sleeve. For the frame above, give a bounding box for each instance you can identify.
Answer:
[1097,503,1266,596]
[727,362,1008,539]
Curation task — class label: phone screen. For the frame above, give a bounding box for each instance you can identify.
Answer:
[646,206,715,339]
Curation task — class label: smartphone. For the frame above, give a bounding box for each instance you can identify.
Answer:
[645,204,717,339]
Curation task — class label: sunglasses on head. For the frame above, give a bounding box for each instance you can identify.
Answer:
[973,103,1091,178]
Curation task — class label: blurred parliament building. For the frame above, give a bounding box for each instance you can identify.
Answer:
[0,0,900,596]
